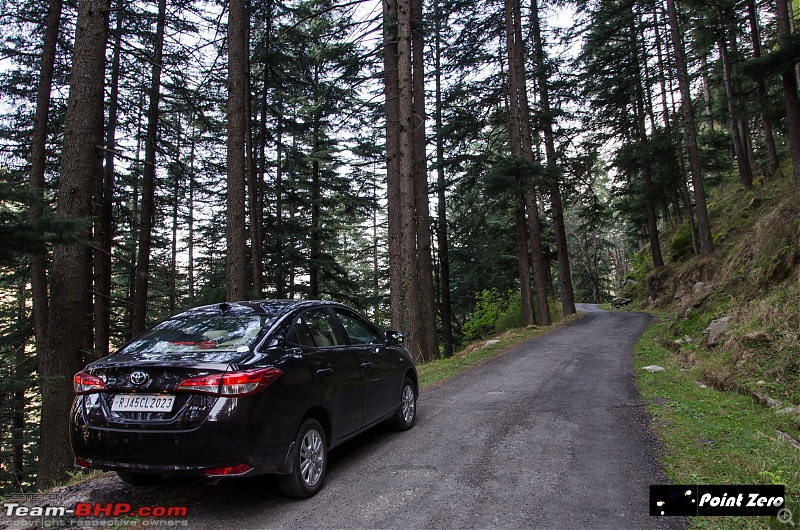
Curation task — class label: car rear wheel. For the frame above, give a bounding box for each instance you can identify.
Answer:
[117,470,161,487]
[391,377,416,430]
[278,418,327,498]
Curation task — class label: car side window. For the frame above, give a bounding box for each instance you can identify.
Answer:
[289,309,340,348]
[336,311,383,345]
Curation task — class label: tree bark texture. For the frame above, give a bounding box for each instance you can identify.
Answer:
[40,0,110,489]
[411,0,438,360]
[504,0,535,327]
[29,0,63,360]
[384,0,404,344]
[226,0,250,301]
[384,0,434,362]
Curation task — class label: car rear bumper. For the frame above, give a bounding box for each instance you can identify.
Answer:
[70,397,296,476]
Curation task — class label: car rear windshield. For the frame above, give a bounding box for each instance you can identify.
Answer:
[119,315,268,357]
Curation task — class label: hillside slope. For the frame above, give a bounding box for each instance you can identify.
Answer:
[625,173,800,409]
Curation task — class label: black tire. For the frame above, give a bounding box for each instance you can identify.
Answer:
[278,418,327,498]
[391,377,417,431]
[116,470,161,487]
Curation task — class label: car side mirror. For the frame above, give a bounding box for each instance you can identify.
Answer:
[385,330,405,345]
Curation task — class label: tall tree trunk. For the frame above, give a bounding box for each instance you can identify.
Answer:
[517,0,551,323]
[434,2,453,357]
[256,7,271,298]
[776,0,800,184]
[385,0,432,362]
[40,0,110,489]
[12,281,27,491]
[790,2,800,89]
[275,112,285,298]
[226,0,250,301]
[310,113,321,299]
[133,0,167,334]
[127,96,143,338]
[746,0,779,174]
[700,55,716,132]
[169,119,181,313]
[188,120,196,304]
[530,0,575,314]
[411,0,438,359]
[667,0,714,255]
[246,18,263,298]
[93,0,122,359]
[29,0,63,358]
[384,0,403,333]
[740,118,757,176]
[398,0,423,361]
[630,14,663,268]
[524,190,550,325]
[715,2,753,189]
[655,7,698,251]
[288,135,297,298]
[503,0,535,327]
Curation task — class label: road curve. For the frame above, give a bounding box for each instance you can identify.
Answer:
[6,306,684,530]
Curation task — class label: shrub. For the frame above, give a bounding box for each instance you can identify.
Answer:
[669,224,694,260]
[462,289,524,341]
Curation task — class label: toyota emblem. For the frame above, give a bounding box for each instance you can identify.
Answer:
[130,371,149,385]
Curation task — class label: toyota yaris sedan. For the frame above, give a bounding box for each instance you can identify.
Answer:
[70,300,418,498]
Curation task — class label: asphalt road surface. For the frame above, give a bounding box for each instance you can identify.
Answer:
[4,305,686,530]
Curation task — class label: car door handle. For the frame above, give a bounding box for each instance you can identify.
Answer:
[360,362,372,371]
[316,368,334,377]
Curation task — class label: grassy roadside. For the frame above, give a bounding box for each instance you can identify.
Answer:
[417,313,584,389]
[635,318,800,529]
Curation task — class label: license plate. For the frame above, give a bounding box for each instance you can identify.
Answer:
[111,394,175,412]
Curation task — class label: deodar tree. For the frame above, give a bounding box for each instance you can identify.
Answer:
[40,0,110,489]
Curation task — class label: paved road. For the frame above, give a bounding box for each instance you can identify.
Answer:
[184,305,682,528]
[7,306,684,529]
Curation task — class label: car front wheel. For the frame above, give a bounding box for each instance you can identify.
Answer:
[278,418,327,498]
[392,377,416,430]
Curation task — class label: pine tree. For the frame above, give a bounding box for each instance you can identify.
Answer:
[40,0,110,489]
[226,0,249,301]
[666,0,714,255]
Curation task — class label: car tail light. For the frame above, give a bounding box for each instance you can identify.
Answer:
[203,464,252,477]
[174,367,282,397]
[74,372,107,395]
[75,458,90,468]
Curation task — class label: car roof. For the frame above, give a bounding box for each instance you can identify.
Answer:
[174,299,343,319]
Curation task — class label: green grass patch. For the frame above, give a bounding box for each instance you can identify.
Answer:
[418,313,583,389]
[635,320,800,529]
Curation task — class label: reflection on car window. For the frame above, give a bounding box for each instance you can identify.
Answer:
[336,311,382,345]
[120,315,266,356]
[292,310,340,348]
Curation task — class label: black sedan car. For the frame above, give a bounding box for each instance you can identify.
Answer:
[70,300,418,498]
